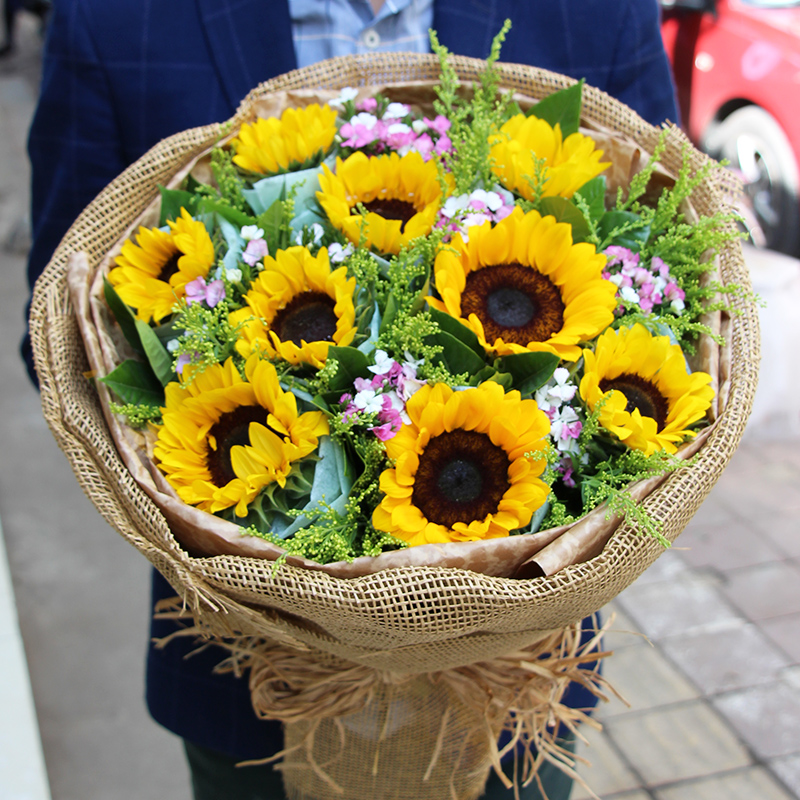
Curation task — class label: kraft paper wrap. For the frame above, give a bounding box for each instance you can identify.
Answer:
[31,53,759,800]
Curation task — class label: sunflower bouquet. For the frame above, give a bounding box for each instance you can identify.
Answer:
[95,30,737,575]
[32,30,758,800]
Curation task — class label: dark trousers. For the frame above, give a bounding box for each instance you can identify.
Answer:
[184,736,576,800]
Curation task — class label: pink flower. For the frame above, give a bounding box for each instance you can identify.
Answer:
[434,134,452,155]
[242,237,268,266]
[175,351,200,375]
[385,123,416,150]
[423,115,452,135]
[412,133,435,159]
[664,281,685,302]
[494,203,513,221]
[370,421,398,441]
[357,97,378,112]
[652,256,670,278]
[605,246,639,270]
[185,276,225,308]
[340,122,379,149]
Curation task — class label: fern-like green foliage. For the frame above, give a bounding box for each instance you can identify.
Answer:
[430,20,514,194]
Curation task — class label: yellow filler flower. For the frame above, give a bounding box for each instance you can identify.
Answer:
[107,208,216,324]
[229,245,357,369]
[231,103,338,175]
[154,357,328,517]
[372,382,550,546]
[316,150,446,254]
[579,324,715,456]
[490,113,609,200]
[429,208,617,361]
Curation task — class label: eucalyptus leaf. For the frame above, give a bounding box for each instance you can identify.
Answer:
[356,302,381,354]
[428,306,483,354]
[103,278,144,355]
[100,360,164,406]
[495,351,559,396]
[527,80,583,137]
[135,319,175,386]
[274,436,353,539]
[538,196,591,242]
[217,215,245,271]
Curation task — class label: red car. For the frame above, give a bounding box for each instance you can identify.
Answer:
[661,0,800,255]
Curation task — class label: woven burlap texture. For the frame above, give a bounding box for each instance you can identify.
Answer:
[29,53,759,800]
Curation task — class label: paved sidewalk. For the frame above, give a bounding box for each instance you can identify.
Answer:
[2,14,800,800]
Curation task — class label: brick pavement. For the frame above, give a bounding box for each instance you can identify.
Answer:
[2,13,800,800]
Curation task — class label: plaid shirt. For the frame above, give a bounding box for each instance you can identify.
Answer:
[290,0,434,67]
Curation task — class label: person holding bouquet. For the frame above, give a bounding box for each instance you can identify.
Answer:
[22,1,679,798]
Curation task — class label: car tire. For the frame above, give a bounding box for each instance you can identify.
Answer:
[701,105,800,256]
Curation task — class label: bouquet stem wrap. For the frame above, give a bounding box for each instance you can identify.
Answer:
[157,599,610,800]
[29,53,760,800]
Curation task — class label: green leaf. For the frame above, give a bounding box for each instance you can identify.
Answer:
[197,197,255,229]
[598,210,651,251]
[257,197,288,251]
[325,346,371,392]
[135,319,174,387]
[573,175,607,222]
[158,185,198,226]
[379,292,400,337]
[100,360,165,406]
[151,319,182,345]
[103,278,144,355]
[494,351,560,396]
[538,196,591,242]
[408,267,432,316]
[428,306,483,354]
[471,365,514,389]
[527,80,583,137]
[428,330,488,376]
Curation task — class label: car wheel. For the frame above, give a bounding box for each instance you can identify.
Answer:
[701,105,800,256]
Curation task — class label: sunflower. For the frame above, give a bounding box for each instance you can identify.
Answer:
[428,208,617,361]
[231,103,338,175]
[371,382,550,546]
[107,208,216,323]
[229,245,357,368]
[579,324,714,456]
[153,356,329,517]
[489,114,609,200]
[316,150,447,254]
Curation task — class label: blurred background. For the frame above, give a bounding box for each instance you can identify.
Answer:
[2,3,800,798]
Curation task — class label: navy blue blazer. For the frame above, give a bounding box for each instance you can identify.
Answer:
[25,0,677,759]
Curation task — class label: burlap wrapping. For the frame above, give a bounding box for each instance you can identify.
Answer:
[28,53,759,800]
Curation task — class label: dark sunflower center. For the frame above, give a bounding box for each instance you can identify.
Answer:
[206,405,269,487]
[272,292,338,346]
[461,263,565,346]
[157,251,182,284]
[600,373,669,431]
[411,429,510,529]
[360,197,416,231]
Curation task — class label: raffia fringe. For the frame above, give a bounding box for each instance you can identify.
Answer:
[155,600,618,800]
